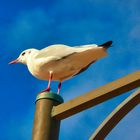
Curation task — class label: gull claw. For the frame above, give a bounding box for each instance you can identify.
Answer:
[38,87,51,94]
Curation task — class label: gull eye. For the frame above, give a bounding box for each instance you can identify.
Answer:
[21,52,26,56]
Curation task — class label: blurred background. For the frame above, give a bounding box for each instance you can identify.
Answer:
[0,0,140,139]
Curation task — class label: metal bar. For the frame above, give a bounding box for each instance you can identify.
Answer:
[52,71,140,120]
[32,92,63,140]
[89,89,140,140]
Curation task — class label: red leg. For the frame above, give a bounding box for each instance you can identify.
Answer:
[57,82,62,94]
[39,71,53,93]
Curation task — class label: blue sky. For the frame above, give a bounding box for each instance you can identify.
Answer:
[0,0,140,139]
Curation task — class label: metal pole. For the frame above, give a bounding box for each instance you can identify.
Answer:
[89,89,140,140]
[32,92,64,140]
[52,71,140,120]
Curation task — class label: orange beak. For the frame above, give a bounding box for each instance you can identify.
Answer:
[8,59,19,64]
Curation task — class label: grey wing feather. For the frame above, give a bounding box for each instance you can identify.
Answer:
[35,44,95,60]
[36,45,77,60]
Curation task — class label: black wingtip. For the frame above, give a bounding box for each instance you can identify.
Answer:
[99,41,113,49]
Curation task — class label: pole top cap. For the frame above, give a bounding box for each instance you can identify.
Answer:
[36,92,64,103]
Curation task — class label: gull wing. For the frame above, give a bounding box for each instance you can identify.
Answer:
[35,44,98,62]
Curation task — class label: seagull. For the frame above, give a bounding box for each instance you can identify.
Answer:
[9,41,112,94]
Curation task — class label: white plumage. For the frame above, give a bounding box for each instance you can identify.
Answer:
[9,41,112,94]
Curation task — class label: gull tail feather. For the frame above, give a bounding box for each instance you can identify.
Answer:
[99,41,113,49]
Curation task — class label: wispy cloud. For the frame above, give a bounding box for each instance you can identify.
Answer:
[5,9,54,52]
[1,0,140,140]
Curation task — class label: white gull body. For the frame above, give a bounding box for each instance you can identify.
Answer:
[9,41,112,93]
[22,44,106,81]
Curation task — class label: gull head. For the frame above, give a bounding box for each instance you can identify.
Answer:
[9,48,38,65]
